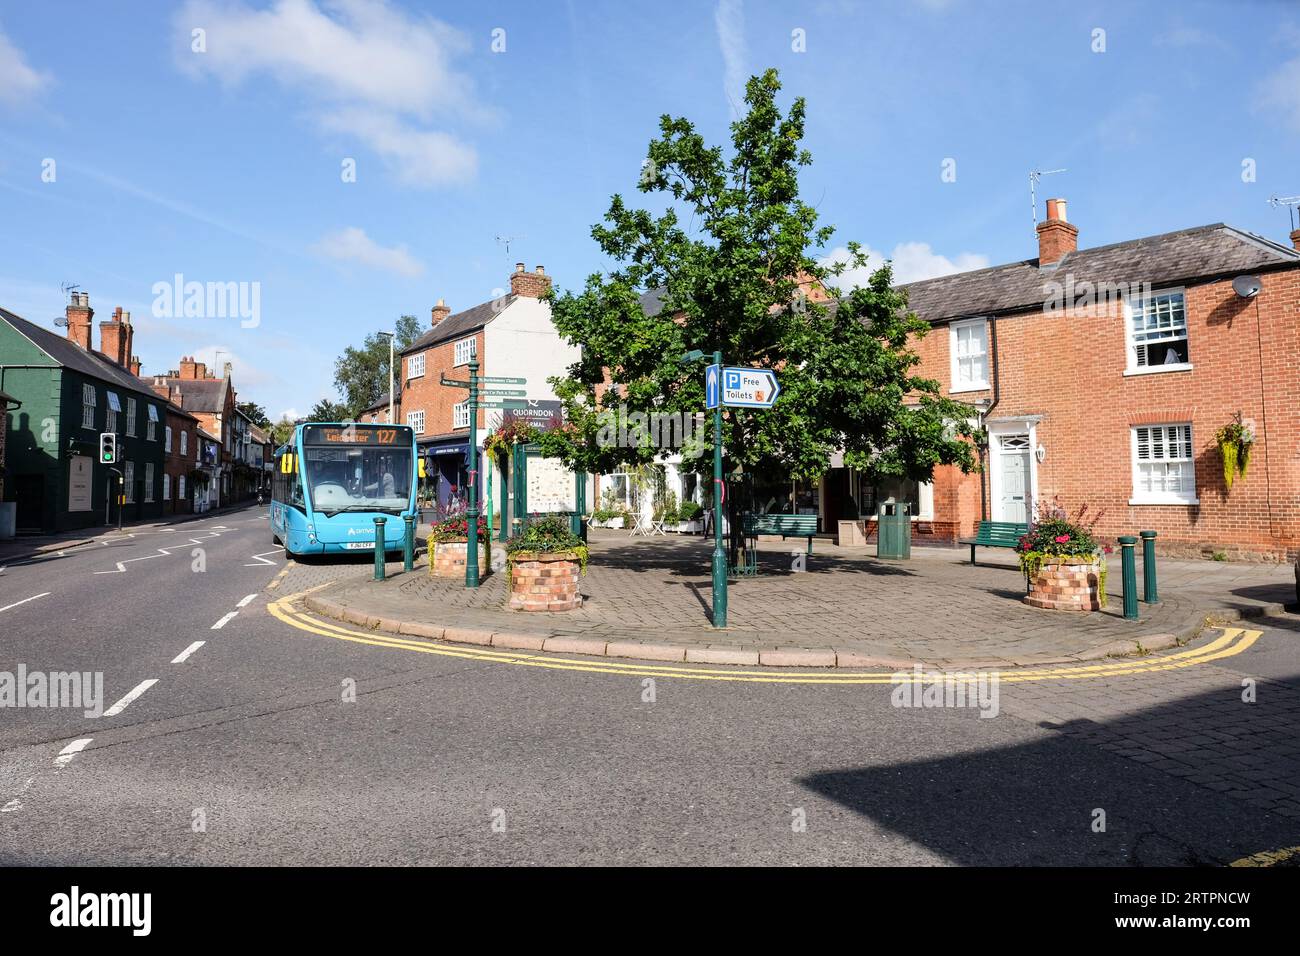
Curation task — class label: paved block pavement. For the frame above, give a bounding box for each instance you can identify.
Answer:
[274,530,1295,668]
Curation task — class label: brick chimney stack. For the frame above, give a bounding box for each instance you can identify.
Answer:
[179,356,198,379]
[1290,227,1300,252]
[129,356,141,376]
[195,361,208,379]
[65,291,93,350]
[1036,198,1079,266]
[431,298,451,326]
[508,262,552,298]
[99,307,128,366]
[122,311,134,371]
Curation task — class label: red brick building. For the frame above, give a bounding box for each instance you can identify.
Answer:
[883,199,1300,559]
[150,358,239,507]
[397,264,576,513]
[146,379,200,516]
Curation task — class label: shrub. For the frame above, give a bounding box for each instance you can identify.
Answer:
[678,501,703,522]
[506,514,589,573]
[429,515,488,543]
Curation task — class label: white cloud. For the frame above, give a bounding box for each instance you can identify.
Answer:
[1261,52,1300,133]
[279,408,300,422]
[319,109,475,186]
[714,0,748,118]
[174,0,483,186]
[821,242,991,288]
[0,25,51,107]
[312,226,425,277]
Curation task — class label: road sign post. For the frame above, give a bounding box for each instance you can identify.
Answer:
[711,351,727,627]
[466,359,481,588]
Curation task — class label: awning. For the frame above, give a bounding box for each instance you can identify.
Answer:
[427,443,469,458]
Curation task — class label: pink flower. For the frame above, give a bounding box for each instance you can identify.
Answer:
[1054,534,1070,543]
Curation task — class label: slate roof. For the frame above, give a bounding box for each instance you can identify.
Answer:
[635,223,1300,326]
[150,376,229,413]
[402,296,517,355]
[899,224,1300,324]
[0,306,163,401]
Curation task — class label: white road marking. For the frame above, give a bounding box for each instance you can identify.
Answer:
[171,641,206,663]
[244,547,283,567]
[55,738,93,765]
[0,592,51,614]
[102,680,157,717]
[211,611,238,630]
[236,593,258,608]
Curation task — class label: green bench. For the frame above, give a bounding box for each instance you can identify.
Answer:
[959,520,1028,565]
[744,513,819,554]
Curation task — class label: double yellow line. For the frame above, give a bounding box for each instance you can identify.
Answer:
[266,594,1261,684]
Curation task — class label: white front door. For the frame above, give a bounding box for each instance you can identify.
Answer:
[996,433,1031,523]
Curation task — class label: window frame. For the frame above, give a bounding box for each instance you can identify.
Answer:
[453,401,470,429]
[948,318,990,393]
[81,383,97,430]
[1130,422,1199,505]
[1124,288,1192,375]
[407,352,426,379]
[124,461,136,503]
[181,430,188,457]
[126,397,137,437]
[406,409,425,435]
[454,337,477,367]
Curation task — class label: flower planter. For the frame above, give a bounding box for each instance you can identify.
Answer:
[1023,558,1102,612]
[430,539,489,578]
[509,551,583,611]
[669,520,702,534]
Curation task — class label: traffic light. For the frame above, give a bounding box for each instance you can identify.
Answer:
[99,432,117,464]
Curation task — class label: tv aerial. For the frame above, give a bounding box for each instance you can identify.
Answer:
[1030,168,1068,234]
[1267,194,1300,231]
[54,282,80,326]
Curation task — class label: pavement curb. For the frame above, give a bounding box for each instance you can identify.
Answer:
[296,584,1277,670]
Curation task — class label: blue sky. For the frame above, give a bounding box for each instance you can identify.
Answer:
[2,0,1298,420]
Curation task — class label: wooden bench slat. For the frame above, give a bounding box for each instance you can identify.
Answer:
[959,521,1028,564]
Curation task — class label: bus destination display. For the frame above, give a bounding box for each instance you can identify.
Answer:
[303,425,407,446]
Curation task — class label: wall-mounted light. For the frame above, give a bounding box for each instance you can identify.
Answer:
[1035,443,1046,463]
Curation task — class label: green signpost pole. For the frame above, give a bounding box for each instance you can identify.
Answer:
[466,359,481,588]
[711,350,727,628]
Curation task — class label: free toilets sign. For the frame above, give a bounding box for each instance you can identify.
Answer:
[713,365,780,409]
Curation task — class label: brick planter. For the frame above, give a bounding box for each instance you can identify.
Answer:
[1023,559,1101,612]
[430,539,489,578]
[509,551,583,611]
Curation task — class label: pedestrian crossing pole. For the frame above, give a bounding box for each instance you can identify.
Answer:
[466,359,481,588]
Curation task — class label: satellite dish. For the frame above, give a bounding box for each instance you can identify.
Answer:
[1232,275,1262,299]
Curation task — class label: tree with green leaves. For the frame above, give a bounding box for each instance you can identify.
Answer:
[540,69,977,507]
[332,314,422,417]
[308,398,350,422]
[269,416,297,446]
[237,401,271,429]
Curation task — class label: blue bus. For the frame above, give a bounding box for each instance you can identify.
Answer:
[270,422,420,556]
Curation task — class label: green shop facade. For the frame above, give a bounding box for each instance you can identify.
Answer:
[1,307,167,534]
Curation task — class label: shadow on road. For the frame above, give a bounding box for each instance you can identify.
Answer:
[800,679,1300,866]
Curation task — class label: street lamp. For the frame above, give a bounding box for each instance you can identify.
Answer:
[377,331,395,424]
[680,349,726,628]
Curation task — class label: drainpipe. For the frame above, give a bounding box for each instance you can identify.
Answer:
[978,316,1000,522]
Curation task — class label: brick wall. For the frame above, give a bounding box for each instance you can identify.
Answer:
[915,267,1300,559]
[163,411,195,514]
[401,328,488,439]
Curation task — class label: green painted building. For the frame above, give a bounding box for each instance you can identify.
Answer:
[1,302,167,534]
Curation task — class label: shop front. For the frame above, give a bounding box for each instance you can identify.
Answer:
[421,435,472,512]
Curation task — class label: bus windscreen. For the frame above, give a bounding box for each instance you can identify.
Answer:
[302,443,412,516]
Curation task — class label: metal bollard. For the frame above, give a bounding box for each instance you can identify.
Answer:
[1119,535,1138,619]
[373,517,387,581]
[403,514,415,572]
[1140,530,1158,604]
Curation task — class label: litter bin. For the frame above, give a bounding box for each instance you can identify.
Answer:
[877,501,911,559]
